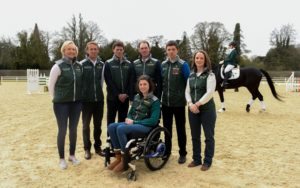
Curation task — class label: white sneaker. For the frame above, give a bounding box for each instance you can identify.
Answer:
[68,156,80,165]
[59,159,68,170]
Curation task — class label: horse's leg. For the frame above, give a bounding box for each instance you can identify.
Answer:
[257,90,266,111]
[217,88,226,112]
[246,87,258,112]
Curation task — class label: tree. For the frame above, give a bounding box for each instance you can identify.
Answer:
[15,31,30,69]
[28,23,50,69]
[124,42,139,62]
[190,21,231,64]
[0,37,17,69]
[86,21,108,45]
[264,46,300,70]
[178,32,193,66]
[270,24,296,49]
[99,40,114,62]
[77,14,88,60]
[264,24,299,70]
[147,35,166,62]
[147,35,166,48]
[51,14,107,61]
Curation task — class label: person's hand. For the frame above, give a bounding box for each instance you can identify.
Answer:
[125,118,133,125]
[189,104,200,114]
[118,94,128,103]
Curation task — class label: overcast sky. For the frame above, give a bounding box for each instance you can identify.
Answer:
[1,0,299,56]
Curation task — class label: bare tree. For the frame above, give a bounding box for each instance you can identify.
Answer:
[86,21,107,45]
[270,24,296,48]
[191,21,231,64]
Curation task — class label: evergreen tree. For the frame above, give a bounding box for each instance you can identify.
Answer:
[0,37,16,69]
[15,31,30,69]
[99,40,114,62]
[178,32,193,66]
[29,23,50,69]
[150,41,165,62]
[233,23,241,55]
[124,42,138,62]
[233,23,250,56]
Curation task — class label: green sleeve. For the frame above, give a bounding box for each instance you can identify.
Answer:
[228,50,238,65]
[133,100,161,127]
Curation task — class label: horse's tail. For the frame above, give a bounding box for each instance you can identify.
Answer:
[260,69,283,101]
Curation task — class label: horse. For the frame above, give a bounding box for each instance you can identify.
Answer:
[213,63,282,112]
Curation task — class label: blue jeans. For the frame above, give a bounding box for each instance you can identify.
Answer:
[108,122,152,152]
[53,101,82,159]
[188,109,216,166]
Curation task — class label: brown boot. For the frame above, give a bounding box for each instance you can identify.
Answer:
[113,153,125,173]
[107,150,121,170]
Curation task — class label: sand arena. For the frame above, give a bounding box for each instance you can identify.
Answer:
[0,82,299,187]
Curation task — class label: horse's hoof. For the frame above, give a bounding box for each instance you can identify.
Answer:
[218,108,225,113]
[246,104,250,112]
[259,109,266,113]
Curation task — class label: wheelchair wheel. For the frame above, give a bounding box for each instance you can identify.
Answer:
[144,127,171,171]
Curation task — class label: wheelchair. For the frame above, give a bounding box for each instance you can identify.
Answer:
[104,125,171,181]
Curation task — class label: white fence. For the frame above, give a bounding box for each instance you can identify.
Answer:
[285,72,300,92]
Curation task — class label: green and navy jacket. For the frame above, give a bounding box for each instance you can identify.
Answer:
[224,48,238,67]
[80,57,104,102]
[53,58,83,103]
[161,56,190,107]
[104,55,134,101]
[133,55,162,99]
[188,70,215,111]
[127,93,161,127]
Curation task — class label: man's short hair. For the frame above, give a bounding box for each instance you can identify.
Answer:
[138,40,150,48]
[85,41,99,51]
[112,40,125,49]
[166,40,178,49]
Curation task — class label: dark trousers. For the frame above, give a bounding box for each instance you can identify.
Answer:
[82,101,104,151]
[162,105,187,157]
[188,109,216,166]
[106,98,129,127]
[53,101,82,159]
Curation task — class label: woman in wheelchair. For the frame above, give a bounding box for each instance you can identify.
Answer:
[107,75,161,172]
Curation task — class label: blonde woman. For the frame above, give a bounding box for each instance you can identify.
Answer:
[49,40,83,170]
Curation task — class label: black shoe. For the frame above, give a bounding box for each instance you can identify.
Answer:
[84,150,91,160]
[95,148,105,157]
[178,156,186,164]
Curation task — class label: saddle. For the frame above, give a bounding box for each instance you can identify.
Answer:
[220,64,240,80]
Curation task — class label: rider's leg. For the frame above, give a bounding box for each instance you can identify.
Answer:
[222,65,234,87]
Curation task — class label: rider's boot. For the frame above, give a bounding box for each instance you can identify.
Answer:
[222,72,231,88]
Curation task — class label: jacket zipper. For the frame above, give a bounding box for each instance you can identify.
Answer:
[194,75,197,103]
[93,63,97,101]
[167,63,171,106]
[71,63,76,101]
[143,61,146,75]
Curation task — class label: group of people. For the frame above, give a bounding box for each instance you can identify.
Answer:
[48,39,236,172]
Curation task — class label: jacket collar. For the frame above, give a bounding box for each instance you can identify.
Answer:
[167,55,180,63]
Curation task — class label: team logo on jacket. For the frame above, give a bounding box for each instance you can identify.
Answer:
[172,68,179,75]
[62,68,70,71]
